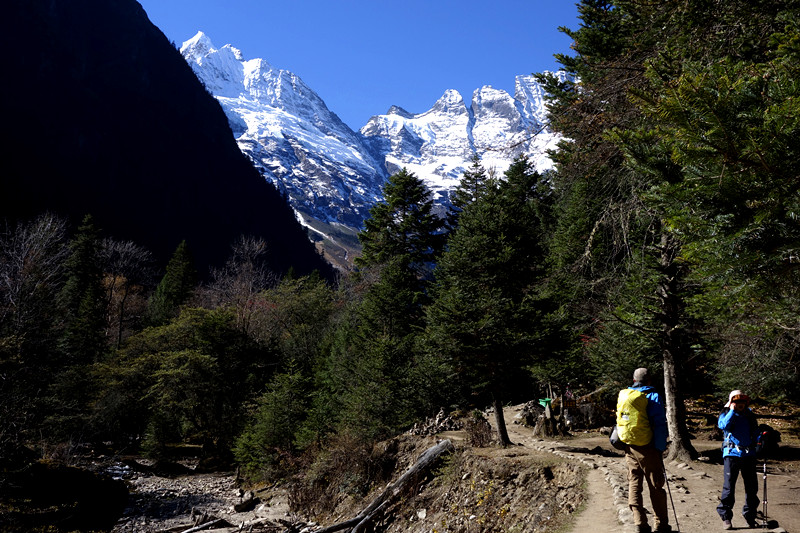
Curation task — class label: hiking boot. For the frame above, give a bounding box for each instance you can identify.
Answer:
[722,519,733,530]
[745,516,759,528]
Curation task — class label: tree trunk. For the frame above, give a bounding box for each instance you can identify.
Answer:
[663,347,697,462]
[493,395,513,447]
[116,284,129,349]
[658,231,698,462]
[316,439,455,533]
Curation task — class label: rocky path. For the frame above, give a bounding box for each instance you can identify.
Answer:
[568,465,621,532]
[500,404,799,533]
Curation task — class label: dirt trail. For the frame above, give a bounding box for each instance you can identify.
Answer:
[500,405,799,533]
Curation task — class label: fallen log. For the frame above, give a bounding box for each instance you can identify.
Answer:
[179,517,228,533]
[316,439,454,533]
[240,516,282,530]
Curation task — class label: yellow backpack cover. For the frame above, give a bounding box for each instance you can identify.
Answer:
[616,388,652,445]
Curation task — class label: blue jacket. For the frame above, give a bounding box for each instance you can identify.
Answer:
[630,384,668,451]
[718,408,758,458]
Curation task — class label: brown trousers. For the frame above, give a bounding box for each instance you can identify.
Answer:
[625,443,669,528]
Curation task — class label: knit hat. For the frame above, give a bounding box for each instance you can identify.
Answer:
[725,389,750,408]
[633,367,650,383]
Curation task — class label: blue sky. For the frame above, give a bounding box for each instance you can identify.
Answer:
[137,1,580,131]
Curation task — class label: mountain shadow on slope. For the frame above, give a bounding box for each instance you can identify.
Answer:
[0,0,333,279]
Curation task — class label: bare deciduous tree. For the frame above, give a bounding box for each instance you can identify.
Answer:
[99,238,155,347]
[0,213,69,334]
[0,213,68,451]
[205,236,276,334]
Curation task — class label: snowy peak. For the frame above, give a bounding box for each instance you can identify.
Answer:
[183,33,354,137]
[181,31,244,62]
[429,89,469,116]
[386,105,415,119]
[514,72,561,129]
[471,85,518,119]
[181,32,246,98]
[181,31,387,242]
[180,31,214,60]
[470,85,523,151]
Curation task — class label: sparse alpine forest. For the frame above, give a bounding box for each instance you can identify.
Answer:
[2,1,800,532]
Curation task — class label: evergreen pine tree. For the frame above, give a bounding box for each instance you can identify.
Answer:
[48,214,107,440]
[146,240,197,327]
[326,169,446,442]
[59,214,107,363]
[234,360,309,479]
[96,307,270,456]
[356,168,445,276]
[426,156,554,446]
[612,4,800,401]
[447,155,492,229]
[541,0,707,460]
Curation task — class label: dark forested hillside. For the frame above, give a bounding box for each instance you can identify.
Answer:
[0,0,333,278]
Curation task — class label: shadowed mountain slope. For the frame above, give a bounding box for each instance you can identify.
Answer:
[0,0,333,279]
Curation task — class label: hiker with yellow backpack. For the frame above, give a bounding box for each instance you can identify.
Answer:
[616,367,671,533]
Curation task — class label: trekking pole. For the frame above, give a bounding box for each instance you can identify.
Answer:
[762,461,768,530]
[663,464,680,533]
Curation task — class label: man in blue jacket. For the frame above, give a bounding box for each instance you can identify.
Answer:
[616,367,670,533]
[717,389,759,529]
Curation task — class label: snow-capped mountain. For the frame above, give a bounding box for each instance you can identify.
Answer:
[181,32,386,231]
[360,77,563,203]
[181,32,564,267]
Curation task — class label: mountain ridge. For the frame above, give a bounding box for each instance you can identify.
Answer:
[181,32,566,268]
